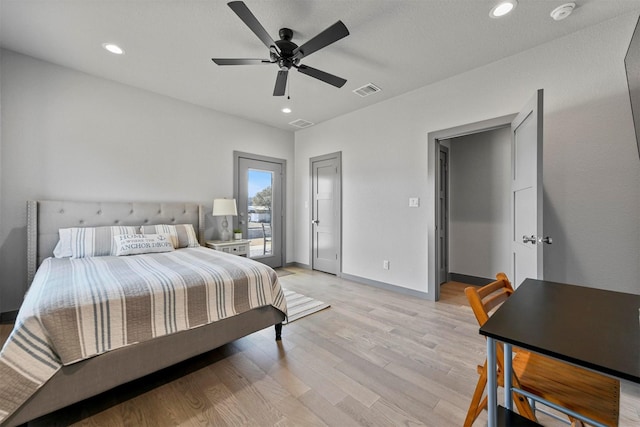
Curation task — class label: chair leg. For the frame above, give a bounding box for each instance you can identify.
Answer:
[464,361,488,427]
[494,345,537,422]
[465,357,536,426]
[510,372,537,421]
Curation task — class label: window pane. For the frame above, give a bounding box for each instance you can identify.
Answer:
[247,169,273,258]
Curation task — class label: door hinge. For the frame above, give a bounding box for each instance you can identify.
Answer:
[335,253,338,260]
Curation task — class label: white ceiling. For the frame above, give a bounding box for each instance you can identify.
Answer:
[2,0,640,131]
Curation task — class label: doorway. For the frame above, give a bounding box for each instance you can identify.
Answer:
[428,90,545,301]
[310,152,342,275]
[234,152,285,268]
[428,114,517,301]
[440,128,512,289]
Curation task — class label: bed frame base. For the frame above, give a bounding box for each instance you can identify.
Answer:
[4,306,285,427]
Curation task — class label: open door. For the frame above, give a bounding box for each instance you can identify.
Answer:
[511,89,548,288]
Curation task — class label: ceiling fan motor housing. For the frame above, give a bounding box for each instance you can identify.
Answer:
[275,28,300,70]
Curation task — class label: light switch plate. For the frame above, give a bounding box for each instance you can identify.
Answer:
[409,197,420,207]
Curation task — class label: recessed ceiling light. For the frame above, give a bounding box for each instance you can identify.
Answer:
[102,43,124,55]
[281,107,292,114]
[490,1,517,18]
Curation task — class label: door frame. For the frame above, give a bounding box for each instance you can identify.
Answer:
[427,114,516,301]
[233,151,286,268]
[309,152,342,275]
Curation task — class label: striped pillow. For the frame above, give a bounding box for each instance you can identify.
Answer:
[65,226,140,258]
[140,224,199,248]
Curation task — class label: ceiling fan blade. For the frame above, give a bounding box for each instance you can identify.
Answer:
[273,70,288,96]
[212,58,272,65]
[296,64,346,88]
[227,1,277,50]
[293,21,349,59]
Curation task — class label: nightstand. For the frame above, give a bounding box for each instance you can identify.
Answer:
[206,240,250,257]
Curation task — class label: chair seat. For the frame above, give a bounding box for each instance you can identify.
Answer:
[513,350,619,427]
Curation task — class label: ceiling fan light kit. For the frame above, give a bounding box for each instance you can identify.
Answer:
[212,1,349,96]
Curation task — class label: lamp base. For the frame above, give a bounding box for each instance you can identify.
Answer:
[221,216,231,242]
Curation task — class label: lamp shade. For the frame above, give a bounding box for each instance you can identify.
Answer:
[212,198,238,216]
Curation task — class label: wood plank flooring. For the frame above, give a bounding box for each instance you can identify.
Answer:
[2,267,639,426]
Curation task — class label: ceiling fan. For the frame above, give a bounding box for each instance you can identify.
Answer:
[212,1,349,96]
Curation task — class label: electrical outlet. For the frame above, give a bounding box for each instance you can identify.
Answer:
[409,197,420,207]
[383,260,390,270]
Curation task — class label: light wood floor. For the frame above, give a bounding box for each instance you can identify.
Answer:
[2,267,639,426]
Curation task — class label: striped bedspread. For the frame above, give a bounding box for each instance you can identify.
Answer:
[0,247,287,422]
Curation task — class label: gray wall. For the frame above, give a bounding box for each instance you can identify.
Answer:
[0,50,295,311]
[449,127,511,280]
[294,12,640,295]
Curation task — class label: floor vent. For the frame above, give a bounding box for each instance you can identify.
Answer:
[353,83,381,97]
[289,119,314,128]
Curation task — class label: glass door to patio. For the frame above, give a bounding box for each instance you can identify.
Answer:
[236,153,284,268]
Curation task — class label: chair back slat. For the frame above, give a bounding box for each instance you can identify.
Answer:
[465,273,514,327]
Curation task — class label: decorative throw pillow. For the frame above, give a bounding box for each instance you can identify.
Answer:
[113,234,175,256]
[60,226,140,258]
[140,224,199,248]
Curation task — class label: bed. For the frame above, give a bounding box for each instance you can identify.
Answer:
[0,200,287,426]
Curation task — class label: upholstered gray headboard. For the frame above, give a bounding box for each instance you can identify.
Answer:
[27,200,204,285]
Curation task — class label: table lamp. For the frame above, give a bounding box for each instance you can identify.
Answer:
[212,198,238,241]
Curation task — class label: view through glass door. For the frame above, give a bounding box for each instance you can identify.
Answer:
[235,153,284,268]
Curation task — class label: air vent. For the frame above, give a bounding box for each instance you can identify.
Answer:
[353,83,381,97]
[289,119,314,128]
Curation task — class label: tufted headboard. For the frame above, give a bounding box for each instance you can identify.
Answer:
[27,200,204,285]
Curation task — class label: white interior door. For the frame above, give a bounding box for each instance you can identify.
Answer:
[311,153,341,274]
[511,89,544,288]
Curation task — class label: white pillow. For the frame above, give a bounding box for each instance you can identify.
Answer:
[54,226,139,258]
[140,224,199,248]
[53,228,72,258]
[113,234,175,256]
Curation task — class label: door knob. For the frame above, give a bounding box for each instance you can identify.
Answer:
[312,219,319,225]
[522,235,537,244]
[539,236,553,244]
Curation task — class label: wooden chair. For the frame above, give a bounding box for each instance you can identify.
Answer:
[464,273,620,427]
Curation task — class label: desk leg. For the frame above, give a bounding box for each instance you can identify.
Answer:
[504,343,513,411]
[487,337,497,427]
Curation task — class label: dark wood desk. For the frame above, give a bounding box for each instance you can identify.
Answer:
[480,278,640,426]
